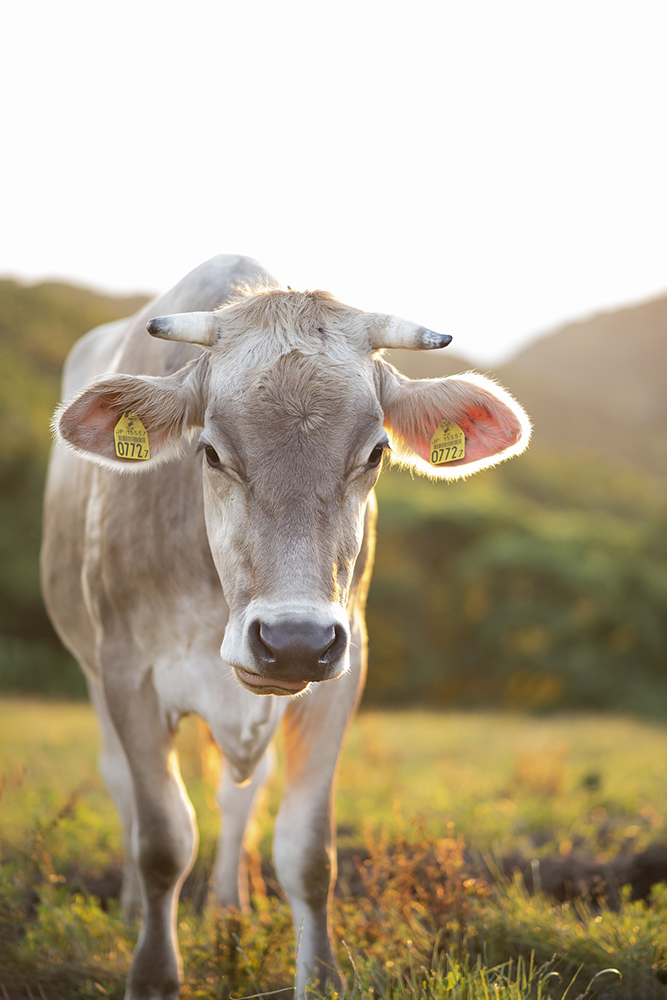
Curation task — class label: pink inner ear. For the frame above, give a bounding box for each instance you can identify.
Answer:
[60,391,168,461]
[456,406,521,464]
[413,404,521,467]
[60,392,123,459]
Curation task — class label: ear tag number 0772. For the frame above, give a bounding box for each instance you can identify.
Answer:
[429,420,465,465]
[114,411,151,460]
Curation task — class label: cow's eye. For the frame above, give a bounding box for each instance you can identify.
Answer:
[204,445,223,470]
[367,443,386,468]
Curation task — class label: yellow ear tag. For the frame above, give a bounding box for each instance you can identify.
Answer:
[429,420,465,465]
[114,411,151,461]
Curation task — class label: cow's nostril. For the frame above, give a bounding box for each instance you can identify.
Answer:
[318,623,346,664]
[248,619,276,663]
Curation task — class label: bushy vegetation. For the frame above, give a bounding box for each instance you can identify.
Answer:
[3,701,667,998]
[0,277,666,717]
[0,279,149,699]
[6,831,648,999]
[368,454,667,714]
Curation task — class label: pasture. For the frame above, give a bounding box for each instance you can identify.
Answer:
[2,700,667,997]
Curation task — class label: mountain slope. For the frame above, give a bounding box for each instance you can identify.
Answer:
[387,292,667,477]
[0,279,150,459]
[498,294,667,476]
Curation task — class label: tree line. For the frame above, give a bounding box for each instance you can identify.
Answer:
[1,278,665,713]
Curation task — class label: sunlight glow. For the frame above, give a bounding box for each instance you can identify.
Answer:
[2,0,666,363]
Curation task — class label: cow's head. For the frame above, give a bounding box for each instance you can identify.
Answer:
[57,287,530,696]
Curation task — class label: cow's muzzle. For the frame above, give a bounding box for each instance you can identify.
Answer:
[237,616,350,695]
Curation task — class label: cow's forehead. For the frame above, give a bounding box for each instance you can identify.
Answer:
[203,285,381,377]
[205,348,383,465]
[200,289,386,468]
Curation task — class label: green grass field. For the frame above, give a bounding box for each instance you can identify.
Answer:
[2,699,667,998]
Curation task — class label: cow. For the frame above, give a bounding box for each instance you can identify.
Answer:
[41,255,530,1000]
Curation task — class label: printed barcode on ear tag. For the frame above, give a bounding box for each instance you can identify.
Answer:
[429,420,465,464]
[114,411,151,460]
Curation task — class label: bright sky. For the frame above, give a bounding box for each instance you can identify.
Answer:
[3,1,666,363]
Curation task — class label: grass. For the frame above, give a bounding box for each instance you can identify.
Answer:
[2,699,667,997]
[337,711,667,857]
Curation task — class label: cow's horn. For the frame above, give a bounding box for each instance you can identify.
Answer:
[367,313,452,351]
[147,311,220,347]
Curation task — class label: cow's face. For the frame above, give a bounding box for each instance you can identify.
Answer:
[200,347,385,695]
[57,287,530,697]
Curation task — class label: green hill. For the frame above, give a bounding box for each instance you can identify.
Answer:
[0,276,665,712]
[0,279,149,459]
[0,279,150,696]
[387,291,667,478]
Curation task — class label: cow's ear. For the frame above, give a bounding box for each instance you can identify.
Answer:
[55,356,207,472]
[378,361,531,480]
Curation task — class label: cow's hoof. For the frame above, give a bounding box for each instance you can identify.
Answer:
[125,965,180,1000]
[124,980,180,1000]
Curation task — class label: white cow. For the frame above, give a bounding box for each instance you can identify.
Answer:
[42,255,530,999]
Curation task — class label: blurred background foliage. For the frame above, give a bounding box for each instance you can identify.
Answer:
[370,457,666,714]
[0,279,149,698]
[0,277,665,712]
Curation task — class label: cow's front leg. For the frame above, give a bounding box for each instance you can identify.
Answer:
[213,746,273,909]
[104,666,198,1000]
[273,641,364,997]
[88,676,142,920]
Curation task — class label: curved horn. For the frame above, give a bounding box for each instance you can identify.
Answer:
[367,313,452,351]
[147,311,220,347]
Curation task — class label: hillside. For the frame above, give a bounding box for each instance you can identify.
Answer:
[0,276,665,710]
[0,279,149,459]
[0,279,150,696]
[387,291,667,478]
